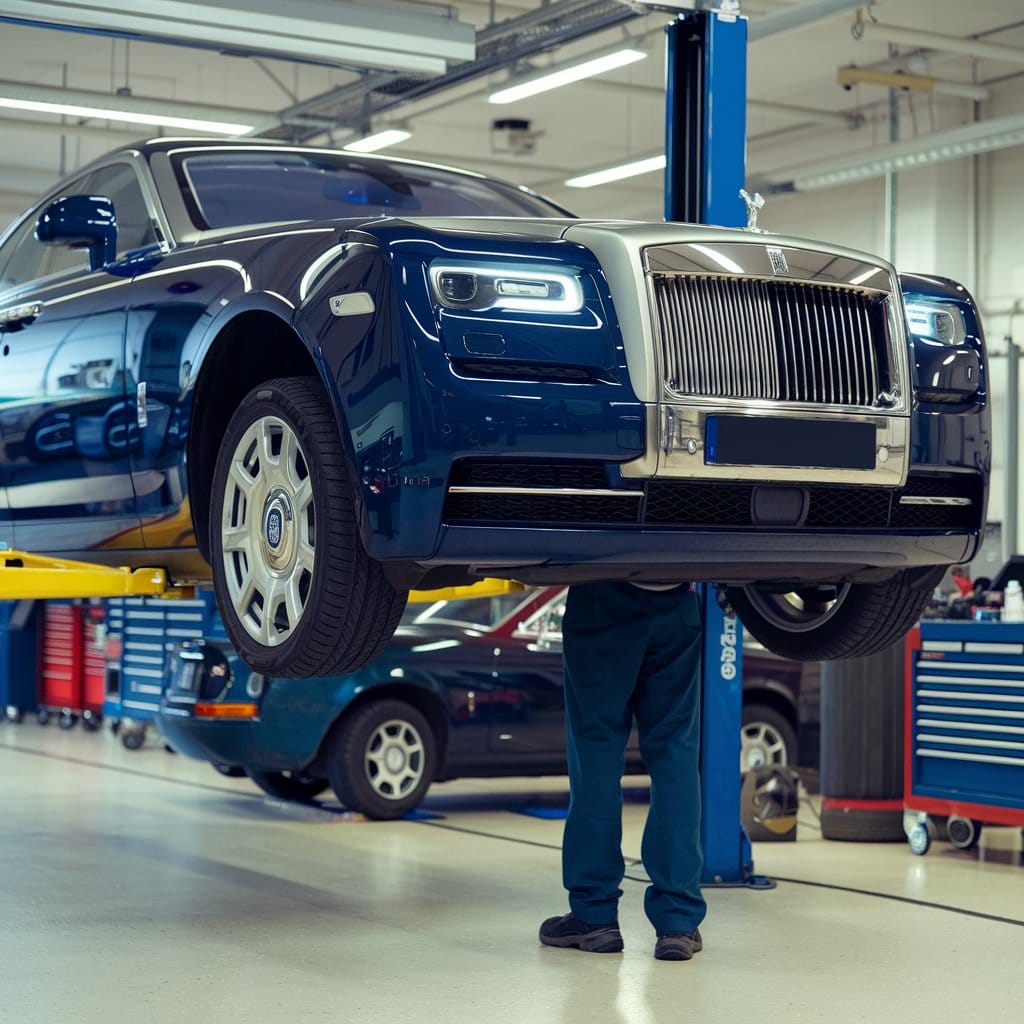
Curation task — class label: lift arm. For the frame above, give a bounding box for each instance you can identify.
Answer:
[0,546,522,603]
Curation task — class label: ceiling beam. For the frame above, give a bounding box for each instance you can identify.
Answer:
[747,0,865,40]
[0,0,475,74]
[854,18,1024,67]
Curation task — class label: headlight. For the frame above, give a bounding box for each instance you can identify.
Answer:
[429,260,584,313]
[905,301,967,346]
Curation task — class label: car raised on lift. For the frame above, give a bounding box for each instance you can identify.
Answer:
[0,138,990,677]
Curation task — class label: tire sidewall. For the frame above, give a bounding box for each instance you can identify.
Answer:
[329,701,436,819]
[210,377,352,676]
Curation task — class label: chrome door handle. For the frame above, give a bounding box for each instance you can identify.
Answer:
[136,381,148,428]
[0,302,42,329]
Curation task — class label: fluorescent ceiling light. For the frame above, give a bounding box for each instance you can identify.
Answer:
[765,112,1024,191]
[343,128,413,153]
[564,154,665,189]
[0,96,252,134]
[489,48,647,105]
[0,0,475,75]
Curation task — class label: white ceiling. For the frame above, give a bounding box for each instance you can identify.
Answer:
[0,0,1022,224]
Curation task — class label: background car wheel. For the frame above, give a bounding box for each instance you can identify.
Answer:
[328,700,437,820]
[210,376,408,678]
[740,704,798,774]
[247,769,329,801]
[726,569,939,662]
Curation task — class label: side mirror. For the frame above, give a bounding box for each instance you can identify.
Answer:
[35,194,117,271]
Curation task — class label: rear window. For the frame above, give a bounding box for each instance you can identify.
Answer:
[173,149,571,229]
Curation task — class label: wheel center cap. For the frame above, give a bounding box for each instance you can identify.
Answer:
[261,489,295,570]
[384,745,406,773]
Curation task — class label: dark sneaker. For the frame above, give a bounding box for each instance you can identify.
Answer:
[539,913,624,953]
[654,928,703,961]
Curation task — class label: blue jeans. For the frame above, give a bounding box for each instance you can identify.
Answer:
[561,581,706,935]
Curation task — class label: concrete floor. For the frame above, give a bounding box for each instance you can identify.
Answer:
[1,722,1021,1024]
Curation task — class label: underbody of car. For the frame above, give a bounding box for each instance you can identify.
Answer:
[0,139,990,675]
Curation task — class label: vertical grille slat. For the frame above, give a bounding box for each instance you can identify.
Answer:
[653,274,888,407]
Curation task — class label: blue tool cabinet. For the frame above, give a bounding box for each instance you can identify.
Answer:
[103,592,219,748]
[904,620,1024,853]
[0,600,38,721]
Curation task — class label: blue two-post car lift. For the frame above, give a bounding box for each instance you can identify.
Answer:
[664,7,769,887]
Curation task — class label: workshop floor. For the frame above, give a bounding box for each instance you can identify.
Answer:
[1,722,1020,1024]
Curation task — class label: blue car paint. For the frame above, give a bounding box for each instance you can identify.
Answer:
[0,140,990,599]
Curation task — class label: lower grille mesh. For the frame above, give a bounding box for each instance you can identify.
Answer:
[443,460,982,533]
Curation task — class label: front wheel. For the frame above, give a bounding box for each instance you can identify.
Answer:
[327,700,437,820]
[247,769,329,802]
[210,376,407,678]
[726,570,938,662]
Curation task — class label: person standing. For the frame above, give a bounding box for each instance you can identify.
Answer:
[539,580,706,962]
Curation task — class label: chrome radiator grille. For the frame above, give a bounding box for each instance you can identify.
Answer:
[651,275,890,407]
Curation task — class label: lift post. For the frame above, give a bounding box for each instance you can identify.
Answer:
[664,9,764,886]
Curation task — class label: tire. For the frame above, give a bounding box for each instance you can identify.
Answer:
[328,700,437,820]
[211,762,247,778]
[210,376,407,678]
[740,703,798,774]
[726,570,937,662]
[247,769,329,801]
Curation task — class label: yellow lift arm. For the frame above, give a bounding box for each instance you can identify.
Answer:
[0,547,523,603]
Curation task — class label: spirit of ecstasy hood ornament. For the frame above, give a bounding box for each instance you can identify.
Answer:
[739,188,765,232]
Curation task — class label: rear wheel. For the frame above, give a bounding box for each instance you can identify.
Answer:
[247,769,329,802]
[210,376,407,678]
[328,700,437,819]
[726,570,938,662]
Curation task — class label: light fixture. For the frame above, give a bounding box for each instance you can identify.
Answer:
[0,0,475,75]
[763,112,1024,191]
[564,154,665,189]
[837,66,989,102]
[0,78,261,134]
[342,127,412,153]
[0,97,253,135]
[489,46,647,105]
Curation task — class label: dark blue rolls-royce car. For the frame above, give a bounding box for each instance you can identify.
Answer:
[157,587,818,819]
[0,138,989,677]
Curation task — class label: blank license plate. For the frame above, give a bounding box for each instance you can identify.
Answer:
[705,416,876,470]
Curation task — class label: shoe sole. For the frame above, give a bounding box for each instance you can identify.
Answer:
[654,938,703,961]
[540,931,624,954]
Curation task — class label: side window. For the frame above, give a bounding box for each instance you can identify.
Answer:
[86,163,157,256]
[0,169,91,291]
[0,163,156,294]
[0,212,51,292]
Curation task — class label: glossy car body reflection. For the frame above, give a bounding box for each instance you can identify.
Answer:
[0,139,990,677]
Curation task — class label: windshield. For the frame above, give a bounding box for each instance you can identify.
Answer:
[172,149,572,229]
[404,592,536,631]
